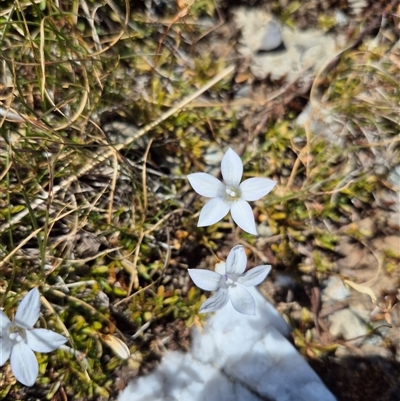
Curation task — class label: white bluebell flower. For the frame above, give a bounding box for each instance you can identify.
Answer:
[188,245,271,315]
[0,288,67,386]
[188,148,276,235]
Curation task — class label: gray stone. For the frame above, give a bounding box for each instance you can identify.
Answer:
[322,276,350,302]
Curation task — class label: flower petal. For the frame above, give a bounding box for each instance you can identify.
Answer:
[10,341,38,387]
[239,177,277,201]
[187,173,225,198]
[0,310,11,336]
[215,261,226,275]
[229,285,256,315]
[225,245,247,275]
[221,148,243,187]
[197,197,230,227]
[0,334,12,366]
[188,269,222,291]
[238,264,271,286]
[14,288,40,329]
[26,328,67,353]
[230,199,258,235]
[199,288,229,313]
[15,288,40,329]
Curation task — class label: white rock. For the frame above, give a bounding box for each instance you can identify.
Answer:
[322,276,350,302]
[328,308,368,342]
[295,102,345,142]
[233,8,341,81]
[119,287,337,401]
[259,20,283,51]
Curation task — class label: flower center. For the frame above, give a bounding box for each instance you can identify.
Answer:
[8,324,26,343]
[224,186,241,202]
[223,274,238,288]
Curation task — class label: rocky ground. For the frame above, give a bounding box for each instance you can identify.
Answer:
[120,2,400,397]
[146,2,400,400]
[1,1,399,400]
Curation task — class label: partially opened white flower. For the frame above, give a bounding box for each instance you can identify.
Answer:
[188,245,271,315]
[0,288,67,387]
[187,147,276,235]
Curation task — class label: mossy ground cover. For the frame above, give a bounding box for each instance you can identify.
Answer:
[0,0,399,400]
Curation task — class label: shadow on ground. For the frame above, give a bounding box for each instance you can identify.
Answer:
[310,355,400,401]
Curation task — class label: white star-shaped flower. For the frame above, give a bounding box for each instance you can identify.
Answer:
[0,288,68,387]
[187,147,276,235]
[188,245,271,315]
